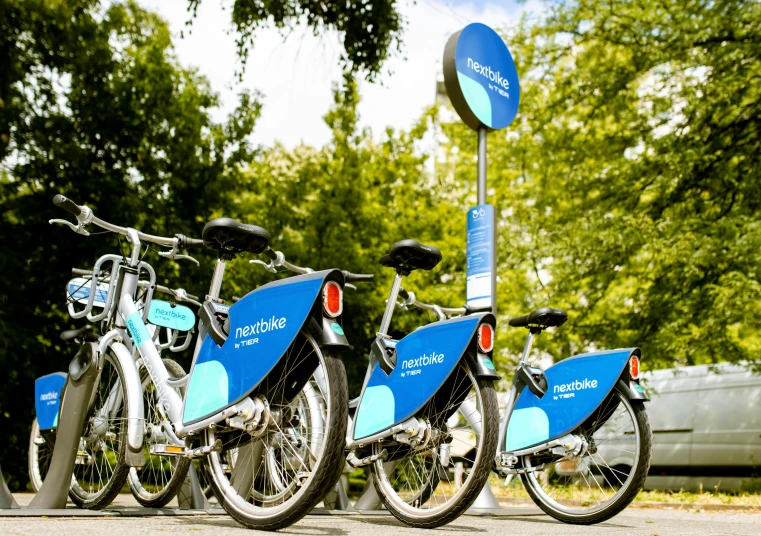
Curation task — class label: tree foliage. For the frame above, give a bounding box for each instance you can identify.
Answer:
[2,0,760,492]
[0,0,260,489]
[186,0,404,80]
[439,0,761,368]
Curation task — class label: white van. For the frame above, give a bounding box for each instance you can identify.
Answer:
[639,363,761,491]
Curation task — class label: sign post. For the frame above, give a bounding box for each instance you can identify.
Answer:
[443,22,520,314]
[443,22,520,513]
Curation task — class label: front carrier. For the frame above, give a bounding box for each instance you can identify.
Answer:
[182,270,349,427]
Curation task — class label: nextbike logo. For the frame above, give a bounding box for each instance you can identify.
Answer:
[467,57,510,92]
[39,391,58,401]
[234,315,287,348]
[401,351,445,370]
[152,305,189,321]
[553,378,598,394]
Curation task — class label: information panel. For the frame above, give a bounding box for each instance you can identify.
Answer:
[466,204,496,309]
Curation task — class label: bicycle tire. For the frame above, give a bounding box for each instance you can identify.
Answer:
[203,330,348,530]
[520,386,652,524]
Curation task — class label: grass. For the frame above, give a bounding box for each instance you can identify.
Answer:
[489,474,761,507]
[633,489,761,507]
[345,469,761,507]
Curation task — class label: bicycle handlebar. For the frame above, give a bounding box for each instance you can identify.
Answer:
[53,194,84,217]
[254,248,374,283]
[262,248,278,261]
[53,193,183,248]
[342,271,375,282]
[398,286,466,318]
[176,234,205,249]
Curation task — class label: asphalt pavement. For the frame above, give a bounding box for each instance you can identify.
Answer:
[1,494,759,535]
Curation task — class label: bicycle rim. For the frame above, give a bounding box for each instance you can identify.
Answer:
[521,388,643,517]
[203,331,347,528]
[28,418,53,492]
[69,351,130,507]
[372,362,496,521]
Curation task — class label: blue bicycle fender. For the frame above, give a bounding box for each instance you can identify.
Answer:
[505,348,639,452]
[182,270,341,426]
[35,372,67,430]
[353,315,485,440]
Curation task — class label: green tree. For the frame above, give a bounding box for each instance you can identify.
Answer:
[220,77,470,393]
[0,0,260,489]
[187,0,404,79]
[440,0,761,368]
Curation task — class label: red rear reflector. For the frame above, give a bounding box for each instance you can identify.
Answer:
[630,356,640,380]
[323,281,343,318]
[477,323,494,353]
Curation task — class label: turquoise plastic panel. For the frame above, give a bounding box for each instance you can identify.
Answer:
[353,315,481,440]
[182,271,330,425]
[148,300,195,331]
[506,348,635,451]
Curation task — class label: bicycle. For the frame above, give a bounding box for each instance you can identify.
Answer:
[49,194,369,529]
[30,276,200,503]
[378,296,651,525]
[282,239,500,528]
[491,307,652,524]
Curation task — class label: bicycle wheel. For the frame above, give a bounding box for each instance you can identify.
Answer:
[371,361,499,528]
[127,358,190,507]
[69,351,131,509]
[28,418,54,492]
[203,330,348,530]
[520,385,652,524]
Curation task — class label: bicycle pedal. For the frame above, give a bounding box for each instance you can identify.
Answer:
[149,444,187,456]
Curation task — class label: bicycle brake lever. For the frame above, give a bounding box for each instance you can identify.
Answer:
[249,259,278,273]
[345,283,357,291]
[49,218,90,236]
[174,254,199,266]
[158,240,199,266]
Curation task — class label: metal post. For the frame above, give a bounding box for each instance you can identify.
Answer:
[477,127,487,205]
[477,126,497,315]
[0,466,19,509]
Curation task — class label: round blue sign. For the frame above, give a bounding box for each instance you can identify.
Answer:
[443,23,520,131]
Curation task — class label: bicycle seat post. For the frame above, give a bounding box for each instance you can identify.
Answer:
[378,270,406,337]
[207,258,226,302]
[519,330,537,365]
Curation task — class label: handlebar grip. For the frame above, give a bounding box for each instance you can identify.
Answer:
[343,271,375,282]
[398,287,410,300]
[176,234,205,249]
[72,268,92,276]
[508,314,530,327]
[53,194,84,217]
[262,248,278,261]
